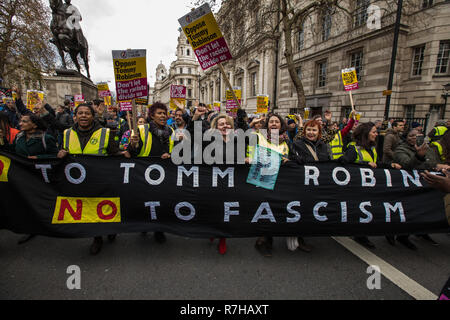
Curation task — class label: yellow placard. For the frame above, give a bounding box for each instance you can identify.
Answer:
[226,89,242,101]
[342,68,359,91]
[342,69,357,86]
[114,56,147,83]
[184,12,223,50]
[26,90,45,110]
[97,83,110,91]
[52,197,121,224]
[104,96,112,106]
[0,155,11,182]
[256,96,269,114]
[170,98,186,110]
[3,92,18,102]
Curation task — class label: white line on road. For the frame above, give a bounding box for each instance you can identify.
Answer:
[332,237,438,300]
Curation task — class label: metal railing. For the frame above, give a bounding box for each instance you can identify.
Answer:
[390,116,430,134]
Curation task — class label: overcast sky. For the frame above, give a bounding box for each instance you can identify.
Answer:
[64,0,202,93]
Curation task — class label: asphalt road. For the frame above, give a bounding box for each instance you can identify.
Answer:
[0,231,449,300]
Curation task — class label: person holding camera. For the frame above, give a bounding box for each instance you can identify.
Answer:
[393,129,431,172]
[390,129,435,250]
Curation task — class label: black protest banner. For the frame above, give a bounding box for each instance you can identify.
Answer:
[0,151,448,238]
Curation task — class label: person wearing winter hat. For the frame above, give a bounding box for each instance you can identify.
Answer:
[286,118,298,144]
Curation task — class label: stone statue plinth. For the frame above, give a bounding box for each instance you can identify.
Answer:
[42,69,97,107]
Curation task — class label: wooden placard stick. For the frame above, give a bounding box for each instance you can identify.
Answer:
[131,99,138,134]
[218,63,241,109]
[349,90,355,113]
[126,111,132,133]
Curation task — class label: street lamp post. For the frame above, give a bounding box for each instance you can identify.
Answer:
[384,0,404,121]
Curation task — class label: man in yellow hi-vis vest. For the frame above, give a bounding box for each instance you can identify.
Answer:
[428,120,448,142]
[128,102,173,159]
[128,102,173,244]
[57,104,120,158]
[57,104,121,255]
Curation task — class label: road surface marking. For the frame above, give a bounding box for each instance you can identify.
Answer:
[332,237,438,300]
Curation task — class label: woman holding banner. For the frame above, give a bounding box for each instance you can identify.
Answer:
[128,102,173,244]
[57,103,121,255]
[341,122,402,249]
[289,119,331,253]
[5,112,58,245]
[207,114,237,255]
[248,113,291,257]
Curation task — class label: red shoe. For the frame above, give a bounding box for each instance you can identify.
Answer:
[218,238,227,255]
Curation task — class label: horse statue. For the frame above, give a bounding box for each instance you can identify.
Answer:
[49,0,90,79]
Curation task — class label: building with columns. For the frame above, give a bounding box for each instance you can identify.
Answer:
[198,0,279,113]
[157,0,450,130]
[275,0,450,129]
[152,30,201,108]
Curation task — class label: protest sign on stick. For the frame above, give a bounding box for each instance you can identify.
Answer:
[178,4,232,70]
[103,95,112,107]
[120,100,132,112]
[257,95,269,114]
[342,68,359,112]
[213,101,221,112]
[226,87,241,118]
[97,83,111,98]
[131,99,138,135]
[179,4,240,108]
[112,49,148,102]
[26,90,45,110]
[74,94,85,108]
[0,87,17,103]
[218,64,241,109]
[170,85,187,110]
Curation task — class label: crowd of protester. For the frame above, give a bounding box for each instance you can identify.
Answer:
[1,88,449,256]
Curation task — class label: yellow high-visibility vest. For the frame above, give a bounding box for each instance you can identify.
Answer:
[137,124,175,157]
[330,131,344,160]
[64,128,110,156]
[348,142,378,164]
[247,132,289,159]
[431,141,446,162]
[433,126,448,139]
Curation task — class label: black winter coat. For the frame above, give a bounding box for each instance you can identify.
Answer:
[291,137,330,164]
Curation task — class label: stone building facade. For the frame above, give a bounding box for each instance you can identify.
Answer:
[153,30,201,108]
[187,0,450,131]
[197,0,279,113]
[276,0,450,129]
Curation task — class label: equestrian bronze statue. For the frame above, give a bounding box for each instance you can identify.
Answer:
[49,0,90,79]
